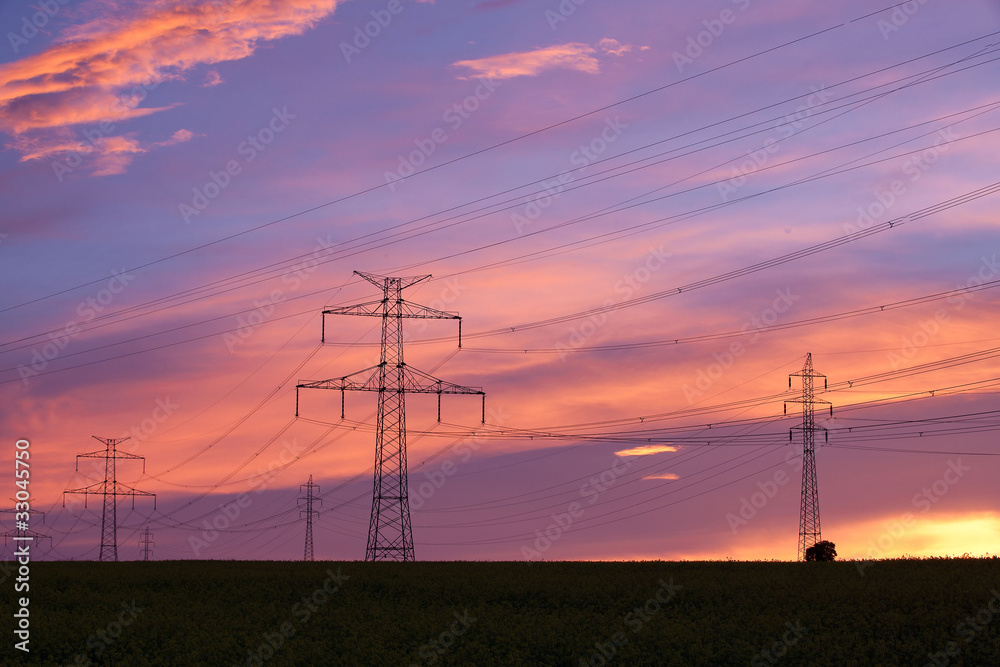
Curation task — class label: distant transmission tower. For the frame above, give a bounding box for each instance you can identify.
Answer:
[63,436,156,562]
[296,271,485,561]
[1,507,52,554]
[784,353,832,561]
[298,475,322,561]
[139,526,154,561]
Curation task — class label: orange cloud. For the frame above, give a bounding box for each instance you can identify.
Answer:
[615,444,678,457]
[643,472,680,480]
[0,0,338,172]
[452,42,600,80]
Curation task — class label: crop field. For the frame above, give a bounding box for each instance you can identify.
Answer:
[3,558,999,666]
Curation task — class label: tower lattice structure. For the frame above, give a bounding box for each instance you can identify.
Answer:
[63,436,156,562]
[298,475,322,561]
[139,526,154,561]
[296,271,485,561]
[785,353,832,561]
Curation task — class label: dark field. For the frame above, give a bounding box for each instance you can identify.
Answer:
[3,559,1000,666]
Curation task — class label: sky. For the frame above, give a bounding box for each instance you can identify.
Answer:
[1,0,1000,563]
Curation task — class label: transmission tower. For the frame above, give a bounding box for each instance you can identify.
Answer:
[296,271,485,561]
[1,507,51,554]
[63,436,156,562]
[784,353,832,561]
[298,475,322,561]
[139,526,154,561]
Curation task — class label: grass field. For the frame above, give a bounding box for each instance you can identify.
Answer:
[4,558,999,666]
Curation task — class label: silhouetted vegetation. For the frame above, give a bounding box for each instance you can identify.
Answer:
[6,558,999,666]
[805,540,837,562]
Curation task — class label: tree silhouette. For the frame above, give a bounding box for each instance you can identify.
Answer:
[805,540,837,562]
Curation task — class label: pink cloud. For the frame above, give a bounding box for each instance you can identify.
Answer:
[597,37,633,56]
[452,42,600,80]
[202,70,224,87]
[0,0,338,173]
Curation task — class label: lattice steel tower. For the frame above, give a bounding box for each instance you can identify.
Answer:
[298,475,321,561]
[1,508,51,554]
[63,436,156,562]
[296,271,485,561]
[785,354,832,561]
[139,526,154,561]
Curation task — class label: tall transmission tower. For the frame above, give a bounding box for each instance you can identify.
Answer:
[784,353,832,561]
[296,271,485,562]
[298,475,322,561]
[139,526,154,561]
[63,436,156,562]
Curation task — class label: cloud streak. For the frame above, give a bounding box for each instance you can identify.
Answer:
[615,444,679,457]
[452,42,600,80]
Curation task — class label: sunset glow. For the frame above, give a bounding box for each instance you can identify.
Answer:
[2,0,999,563]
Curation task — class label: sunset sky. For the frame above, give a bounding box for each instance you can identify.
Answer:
[2,0,1000,562]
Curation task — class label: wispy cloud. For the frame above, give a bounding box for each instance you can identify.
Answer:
[0,0,338,173]
[452,42,600,80]
[614,444,678,457]
[643,473,680,481]
[202,70,224,87]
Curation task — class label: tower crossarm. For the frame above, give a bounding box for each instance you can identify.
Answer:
[323,300,386,317]
[63,483,156,509]
[324,299,458,320]
[296,365,485,421]
[297,365,382,393]
[354,270,429,290]
[74,435,146,473]
[2,529,52,547]
[399,365,484,395]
